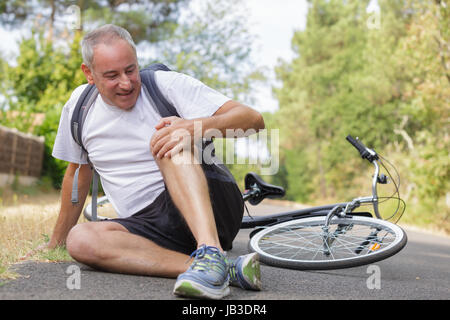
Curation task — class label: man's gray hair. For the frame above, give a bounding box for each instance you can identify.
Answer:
[81,24,137,69]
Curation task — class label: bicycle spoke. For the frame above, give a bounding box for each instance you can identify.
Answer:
[252,217,402,264]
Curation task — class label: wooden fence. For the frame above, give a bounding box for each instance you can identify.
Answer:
[0,125,45,186]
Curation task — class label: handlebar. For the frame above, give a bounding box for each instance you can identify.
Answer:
[346,135,379,162]
[345,135,383,219]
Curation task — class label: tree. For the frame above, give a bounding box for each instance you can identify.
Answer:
[0,31,85,186]
[156,0,265,102]
[0,0,188,43]
[274,0,375,201]
[390,0,449,207]
[154,0,267,185]
[273,0,449,232]
[1,31,84,128]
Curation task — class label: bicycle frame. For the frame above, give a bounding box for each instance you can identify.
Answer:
[242,157,383,231]
[323,158,382,228]
[241,203,351,229]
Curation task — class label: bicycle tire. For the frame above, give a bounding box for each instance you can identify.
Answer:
[248,216,407,270]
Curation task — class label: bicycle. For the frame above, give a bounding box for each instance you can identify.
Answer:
[84,135,407,270]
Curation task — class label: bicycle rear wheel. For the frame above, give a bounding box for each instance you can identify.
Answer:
[248,216,407,270]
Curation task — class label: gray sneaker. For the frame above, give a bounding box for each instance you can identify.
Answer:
[173,245,230,299]
[228,252,262,290]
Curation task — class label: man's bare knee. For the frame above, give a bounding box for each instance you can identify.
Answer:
[66,222,128,265]
[66,223,102,265]
[155,148,200,169]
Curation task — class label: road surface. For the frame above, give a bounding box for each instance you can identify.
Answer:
[1,202,449,300]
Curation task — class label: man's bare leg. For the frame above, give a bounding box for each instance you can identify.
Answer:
[66,221,190,278]
[66,149,222,277]
[155,150,222,251]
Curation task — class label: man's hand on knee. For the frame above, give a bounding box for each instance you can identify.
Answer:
[150,117,198,159]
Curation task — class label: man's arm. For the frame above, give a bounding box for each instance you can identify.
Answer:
[48,163,93,248]
[151,100,265,159]
[203,100,265,136]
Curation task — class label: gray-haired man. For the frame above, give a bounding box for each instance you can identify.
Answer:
[48,24,264,299]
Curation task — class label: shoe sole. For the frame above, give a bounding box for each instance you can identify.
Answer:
[173,279,230,300]
[240,252,262,290]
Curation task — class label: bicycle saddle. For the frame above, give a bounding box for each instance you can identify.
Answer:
[244,172,285,205]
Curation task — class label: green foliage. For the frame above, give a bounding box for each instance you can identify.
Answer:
[153,0,268,184]
[0,0,188,45]
[274,0,375,200]
[390,0,450,203]
[36,102,70,188]
[282,148,314,202]
[274,0,449,231]
[1,31,85,187]
[156,0,266,102]
[82,0,187,44]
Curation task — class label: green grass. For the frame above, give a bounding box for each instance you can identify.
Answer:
[0,181,77,281]
[36,245,73,262]
[0,234,73,283]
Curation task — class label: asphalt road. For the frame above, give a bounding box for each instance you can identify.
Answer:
[1,202,449,301]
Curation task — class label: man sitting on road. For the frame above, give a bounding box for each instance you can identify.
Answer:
[47,24,264,299]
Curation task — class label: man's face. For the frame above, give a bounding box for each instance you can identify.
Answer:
[82,39,141,110]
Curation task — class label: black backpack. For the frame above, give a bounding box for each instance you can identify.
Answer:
[70,63,236,220]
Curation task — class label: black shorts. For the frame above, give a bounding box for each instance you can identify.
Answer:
[110,172,244,255]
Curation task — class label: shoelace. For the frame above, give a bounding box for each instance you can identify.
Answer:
[228,262,239,282]
[189,245,227,274]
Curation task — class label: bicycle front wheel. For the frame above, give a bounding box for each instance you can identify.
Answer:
[248,216,407,270]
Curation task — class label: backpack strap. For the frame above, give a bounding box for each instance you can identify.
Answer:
[140,65,236,184]
[140,63,180,117]
[69,84,99,209]
[71,84,98,152]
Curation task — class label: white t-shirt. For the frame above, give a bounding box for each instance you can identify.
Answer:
[52,71,230,218]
